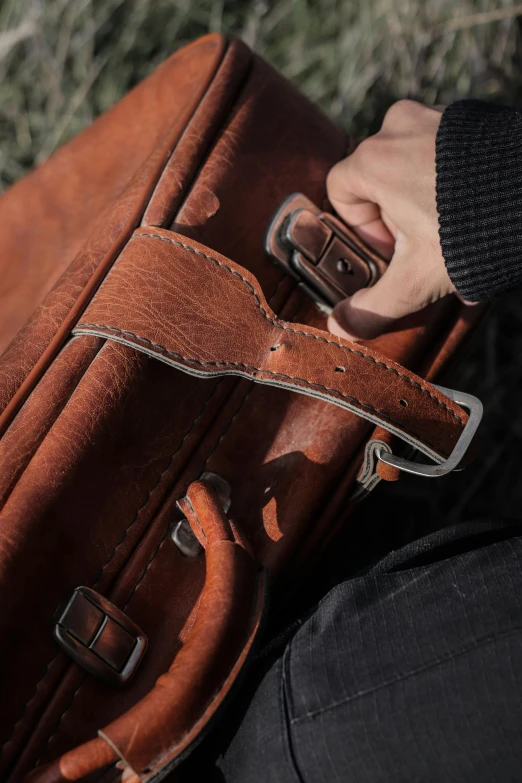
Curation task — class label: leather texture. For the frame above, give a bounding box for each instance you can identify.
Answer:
[0,32,487,783]
[0,34,244,435]
[74,228,468,464]
[27,481,267,782]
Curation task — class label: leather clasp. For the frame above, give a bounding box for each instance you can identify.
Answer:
[53,586,147,686]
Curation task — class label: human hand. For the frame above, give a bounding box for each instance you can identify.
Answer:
[326,100,455,341]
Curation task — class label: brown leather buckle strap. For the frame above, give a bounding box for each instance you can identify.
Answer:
[72,227,470,468]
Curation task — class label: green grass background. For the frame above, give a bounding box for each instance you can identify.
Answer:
[1,0,522,534]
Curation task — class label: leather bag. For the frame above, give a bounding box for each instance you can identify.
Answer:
[0,33,485,783]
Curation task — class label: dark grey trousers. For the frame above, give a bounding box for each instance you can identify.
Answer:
[191,517,522,782]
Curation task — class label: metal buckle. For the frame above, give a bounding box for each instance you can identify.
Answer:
[376,385,483,478]
[265,193,387,308]
[54,586,147,686]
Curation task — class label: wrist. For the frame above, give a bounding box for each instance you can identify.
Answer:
[436,100,522,302]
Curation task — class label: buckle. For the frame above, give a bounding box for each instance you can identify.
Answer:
[265,193,387,308]
[376,385,483,478]
[54,586,147,686]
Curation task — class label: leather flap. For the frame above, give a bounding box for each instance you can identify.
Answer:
[73,227,468,464]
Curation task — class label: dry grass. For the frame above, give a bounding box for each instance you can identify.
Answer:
[1,0,522,531]
[3,0,522,186]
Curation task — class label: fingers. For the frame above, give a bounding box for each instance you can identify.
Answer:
[347,216,396,260]
[326,153,396,260]
[328,237,430,341]
[325,101,452,341]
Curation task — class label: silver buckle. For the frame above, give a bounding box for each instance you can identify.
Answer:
[377,385,483,478]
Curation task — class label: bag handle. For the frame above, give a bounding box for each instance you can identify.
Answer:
[72,227,474,470]
[29,481,267,782]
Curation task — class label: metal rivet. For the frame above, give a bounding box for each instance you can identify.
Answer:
[336,258,355,275]
[170,519,203,558]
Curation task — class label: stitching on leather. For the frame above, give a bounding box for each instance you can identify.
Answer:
[88,379,222,588]
[0,654,61,764]
[196,294,302,475]
[10,382,223,766]
[32,674,87,769]
[80,318,464,428]
[116,232,464,426]
[98,730,134,771]
[136,568,266,777]
[202,384,256,471]
[123,524,171,612]
[75,323,453,455]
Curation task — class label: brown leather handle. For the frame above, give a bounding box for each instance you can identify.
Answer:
[73,227,468,465]
[29,482,267,783]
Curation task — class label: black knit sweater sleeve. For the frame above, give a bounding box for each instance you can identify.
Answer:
[436,100,522,301]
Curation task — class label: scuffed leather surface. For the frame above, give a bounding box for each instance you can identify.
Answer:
[0,336,103,505]
[75,229,467,463]
[0,33,231,431]
[142,40,252,230]
[169,53,348,317]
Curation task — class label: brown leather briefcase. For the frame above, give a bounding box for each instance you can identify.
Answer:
[0,33,485,783]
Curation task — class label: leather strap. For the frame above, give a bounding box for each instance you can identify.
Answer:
[29,481,267,782]
[72,227,468,464]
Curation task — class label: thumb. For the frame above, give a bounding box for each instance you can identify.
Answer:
[328,239,428,341]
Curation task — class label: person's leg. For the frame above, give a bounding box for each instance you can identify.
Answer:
[213,518,522,782]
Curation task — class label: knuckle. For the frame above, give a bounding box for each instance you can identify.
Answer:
[327,144,369,195]
[351,136,378,169]
[326,160,352,201]
[382,99,421,129]
[326,159,346,192]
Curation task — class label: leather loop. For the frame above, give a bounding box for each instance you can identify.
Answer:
[29,482,267,782]
[73,227,468,465]
[178,479,254,556]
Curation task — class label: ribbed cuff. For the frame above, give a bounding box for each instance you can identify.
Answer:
[436,100,522,301]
